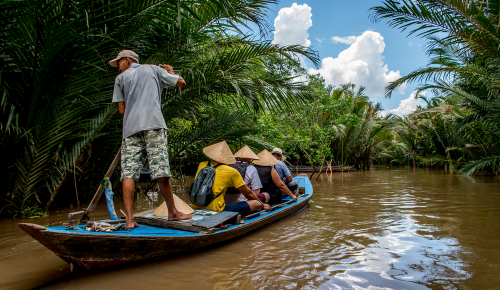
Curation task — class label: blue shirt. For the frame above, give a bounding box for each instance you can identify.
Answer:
[112,63,179,139]
[273,159,291,183]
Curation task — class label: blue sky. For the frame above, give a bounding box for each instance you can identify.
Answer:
[256,0,431,115]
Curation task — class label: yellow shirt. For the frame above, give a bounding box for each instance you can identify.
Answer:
[191,161,246,211]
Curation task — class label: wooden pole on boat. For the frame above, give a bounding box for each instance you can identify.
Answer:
[81,149,121,221]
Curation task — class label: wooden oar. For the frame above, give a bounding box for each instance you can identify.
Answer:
[81,149,121,221]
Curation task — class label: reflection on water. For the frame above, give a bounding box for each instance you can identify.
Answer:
[1,168,499,289]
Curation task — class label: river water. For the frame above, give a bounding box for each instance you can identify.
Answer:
[1,168,499,289]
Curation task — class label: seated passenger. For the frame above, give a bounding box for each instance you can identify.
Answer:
[271,148,299,197]
[225,145,270,204]
[191,141,271,216]
[253,150,298,205]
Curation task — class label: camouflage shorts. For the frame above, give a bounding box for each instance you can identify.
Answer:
[121,129,171,181]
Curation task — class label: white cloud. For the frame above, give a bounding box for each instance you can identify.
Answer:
[273,3,312,47]
[316,38,324,43]
[331,36,357,45]
[309,31,405,96]
[381,90,426,117]
[408,41,414,47]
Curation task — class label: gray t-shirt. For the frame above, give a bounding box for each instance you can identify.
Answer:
[273,159,291,183]
[112,63,179,139]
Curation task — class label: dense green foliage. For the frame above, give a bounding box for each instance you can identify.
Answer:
[253,76,394,170]
[370,0,500,177]
[2,0,499,217]
[0,0,317,216]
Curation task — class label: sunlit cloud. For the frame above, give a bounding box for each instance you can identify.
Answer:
[381,90,426,117]
[331,35,357,45]
[309,31,406,97]
[273,3,312,47]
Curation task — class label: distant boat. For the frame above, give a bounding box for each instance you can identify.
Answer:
[290,165,355,172]
[19,175,313,270]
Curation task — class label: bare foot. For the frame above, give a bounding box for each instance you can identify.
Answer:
[168,212,192,221]
[126,221,140,229]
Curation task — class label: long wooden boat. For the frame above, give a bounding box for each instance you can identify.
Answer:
[19,175,313,270]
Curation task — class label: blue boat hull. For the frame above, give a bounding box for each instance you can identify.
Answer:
[19,176,313,270]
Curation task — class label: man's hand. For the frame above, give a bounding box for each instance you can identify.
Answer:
[262,204,271,211]
[292,195,297,202]
[159,64,175,74]
[159,64,186,88]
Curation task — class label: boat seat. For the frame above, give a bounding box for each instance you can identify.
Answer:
[192,211,240,228]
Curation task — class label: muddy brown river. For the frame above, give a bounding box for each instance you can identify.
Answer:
[1,168,500,289]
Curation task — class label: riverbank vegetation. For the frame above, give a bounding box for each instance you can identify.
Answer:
[370,0,500,178]
[252,76,394,171]
[1,0,499,217]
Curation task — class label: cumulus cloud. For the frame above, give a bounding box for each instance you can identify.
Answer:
[309,31,406,96]
[381,90,426,117]
[273,3,312,47]
[331,36,357,45]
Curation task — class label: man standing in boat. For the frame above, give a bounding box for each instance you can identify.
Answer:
[110,50,191,229]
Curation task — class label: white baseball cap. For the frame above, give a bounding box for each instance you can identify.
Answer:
[271,148,287,161]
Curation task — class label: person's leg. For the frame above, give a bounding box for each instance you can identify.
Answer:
[121,133,147,229]
[224,201,254,216]
[122,178,137,228]
[246,200,262,213]
[157,177,192,221]
[145,129,191,221]
[258,192,270,204]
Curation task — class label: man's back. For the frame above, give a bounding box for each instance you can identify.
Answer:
[273,159,291,183]
[112,63,179,138]
[224,161,262,203]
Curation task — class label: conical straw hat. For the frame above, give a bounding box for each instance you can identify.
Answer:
[202,141,236,164]
[233,145,259,160]
[153,194,195,217]
[253,150,278,166]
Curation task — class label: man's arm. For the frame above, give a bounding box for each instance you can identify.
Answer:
[118,102,126,116]
[176,76,186,87]
[237,185,271,210]
[271,169,297,201]
[160,64,186,87]
[247,168,262,195]
[112,78,125,115]
[282,163,293,183]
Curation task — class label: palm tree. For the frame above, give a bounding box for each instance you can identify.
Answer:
[370,0,500,176]
[0,0,318,216]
